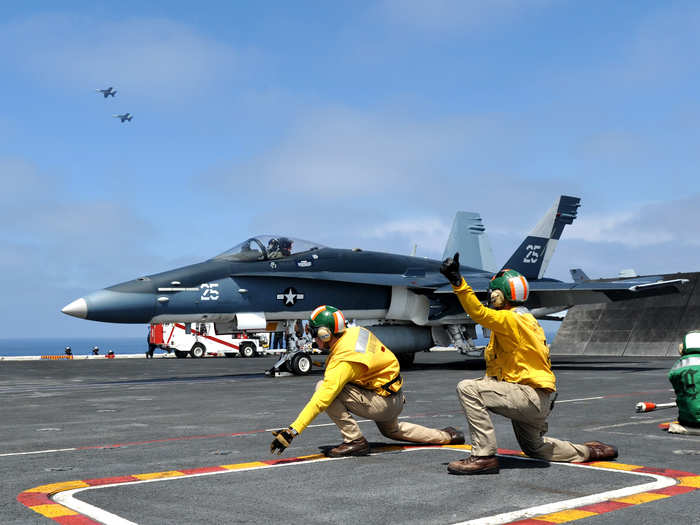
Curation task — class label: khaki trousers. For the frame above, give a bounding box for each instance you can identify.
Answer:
[456,376,589,461]
[323,382,452,444]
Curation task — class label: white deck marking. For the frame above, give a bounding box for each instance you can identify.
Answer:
[556,396,604,403]
[584,416,671,431]
[0,448,76,457]
[450,459,674,524]
[52,448,675,525]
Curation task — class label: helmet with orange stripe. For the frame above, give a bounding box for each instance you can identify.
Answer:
[309,305,346,342]
[489,269,529,305]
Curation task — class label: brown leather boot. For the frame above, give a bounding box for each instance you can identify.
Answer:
[447,455,499,475]
[441,427,465,445]
[328,437,370,457]
[584,441,618,461]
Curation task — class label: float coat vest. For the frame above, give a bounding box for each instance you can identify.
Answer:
[668,355,700,427]
[328,326,402,396]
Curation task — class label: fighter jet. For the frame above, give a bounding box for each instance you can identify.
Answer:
[113,113,133,123]
[62,196,687,364]
[96,87,117,98]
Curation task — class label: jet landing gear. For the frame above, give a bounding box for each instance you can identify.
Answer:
[266,350,315,377]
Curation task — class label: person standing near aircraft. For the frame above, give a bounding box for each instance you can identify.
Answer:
[270,305,464,457]
[439,253,618,475]
[668,331,700,432]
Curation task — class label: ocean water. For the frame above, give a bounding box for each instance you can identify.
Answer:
[0,338,147,357]
[0,330,560,357]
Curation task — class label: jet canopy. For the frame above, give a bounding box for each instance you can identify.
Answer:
[213,235,325,262]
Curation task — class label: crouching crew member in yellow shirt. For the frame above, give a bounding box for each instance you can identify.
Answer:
[439,253,618,475]
[270,305,465,457]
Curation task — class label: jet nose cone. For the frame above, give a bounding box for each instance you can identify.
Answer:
[62,298,88,319]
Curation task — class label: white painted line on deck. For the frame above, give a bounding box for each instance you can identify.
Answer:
[51,448,676,525]
[450,460,674,525]
[0,448,76,457]
[557,396,604,403]
[585,416,671,431]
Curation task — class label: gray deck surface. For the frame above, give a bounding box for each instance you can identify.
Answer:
[1,352,698,524]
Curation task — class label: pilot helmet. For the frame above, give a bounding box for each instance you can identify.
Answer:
[488,269,529,303]
[679,330,700,356]
[278,237,293,256]
[309,305,346,342]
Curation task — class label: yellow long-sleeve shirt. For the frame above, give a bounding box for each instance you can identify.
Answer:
[290,327,401,434]
[453,278,556,391]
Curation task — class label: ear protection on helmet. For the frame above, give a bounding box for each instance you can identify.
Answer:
[316,326,332,342]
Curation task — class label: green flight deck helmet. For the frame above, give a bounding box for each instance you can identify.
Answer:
[309,305,346,342]
[489,269,529,303]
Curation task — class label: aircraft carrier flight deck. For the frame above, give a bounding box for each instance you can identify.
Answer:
[2,352,698,524]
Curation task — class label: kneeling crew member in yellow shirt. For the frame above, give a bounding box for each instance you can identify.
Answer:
[440,254,618,475]
[270,305,464,457]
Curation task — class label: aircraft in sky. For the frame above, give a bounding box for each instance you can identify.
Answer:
[96,87,117,98]
[62,196,687,364]
[113,113,133,122]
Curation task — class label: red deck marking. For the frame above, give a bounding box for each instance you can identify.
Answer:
[75,429,266,450]
[635,467,696,477]
[83,476,138,486]
[179,466,228,475]
[16,492,52,506]
[651,485,696,496]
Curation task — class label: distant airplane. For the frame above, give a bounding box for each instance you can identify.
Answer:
[113,113,133,123]
[62,195,688,367]
[96,87,117,98]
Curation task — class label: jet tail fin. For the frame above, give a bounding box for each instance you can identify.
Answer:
[441,211,496,272]
[570,268,590,283]
[501,195,581,279]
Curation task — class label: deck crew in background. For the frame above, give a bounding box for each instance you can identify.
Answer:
[439,253,618,475]
[668,331,700,433]
[270,305,464,457]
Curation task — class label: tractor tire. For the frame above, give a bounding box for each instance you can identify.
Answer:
[190,343,206,358]
[239,342,257,358]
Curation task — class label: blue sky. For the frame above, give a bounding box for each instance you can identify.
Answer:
[2,1,700,338]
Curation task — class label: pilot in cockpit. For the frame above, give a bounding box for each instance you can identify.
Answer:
[267,237,293,259]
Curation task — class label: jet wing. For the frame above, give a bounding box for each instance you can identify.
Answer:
[527,276,688,307]
[434,275,687,304]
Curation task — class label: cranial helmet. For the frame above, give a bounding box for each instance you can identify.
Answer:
[679,330,700,356]
[309,305,346,342]
[489,268,529,303]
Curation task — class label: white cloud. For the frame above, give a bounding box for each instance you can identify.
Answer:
[364,217,450,256]
[0,14,242,103]
[568,197,700,248]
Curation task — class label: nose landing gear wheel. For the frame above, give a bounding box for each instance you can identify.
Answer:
[291,353,312,375]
